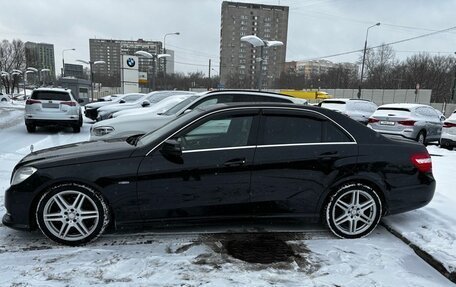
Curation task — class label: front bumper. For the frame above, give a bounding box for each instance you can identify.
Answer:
[84,108,98,121]
[2,185,36,231]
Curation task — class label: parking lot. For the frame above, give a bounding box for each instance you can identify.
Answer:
[0,103,455,286]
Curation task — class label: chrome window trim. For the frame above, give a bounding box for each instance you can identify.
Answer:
[145,106,357,156]
[182,145,256,154]
[257,142,356,149]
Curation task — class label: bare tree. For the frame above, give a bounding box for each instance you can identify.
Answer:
[0,39,25,94]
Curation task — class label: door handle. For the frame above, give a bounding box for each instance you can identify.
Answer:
[223,158,246,167]
[317,151,339,160]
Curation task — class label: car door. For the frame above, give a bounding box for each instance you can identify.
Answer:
[136,109,260,220]
[250,108,358,218]
[426,107,443,141]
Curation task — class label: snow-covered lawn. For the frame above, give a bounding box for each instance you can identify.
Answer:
[383,145,456,275]
[0,107,454,286]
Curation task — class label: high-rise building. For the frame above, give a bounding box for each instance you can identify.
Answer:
[89,38,166,87]
[284,59,358,79]
[220,1,289,89]
[25,42,56,80]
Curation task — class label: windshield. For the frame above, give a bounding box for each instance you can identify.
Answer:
[123,94,144,102]
[137,109,199,147]
[162,95,199,115]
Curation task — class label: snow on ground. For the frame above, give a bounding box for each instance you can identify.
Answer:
[0,107,454,286]
[383,145,456,274]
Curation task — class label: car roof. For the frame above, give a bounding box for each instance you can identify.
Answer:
[378,103,430,109]
[321,98,372,103]
[200,89,307,103]
[33,87,70,93]
[194,102,315,113]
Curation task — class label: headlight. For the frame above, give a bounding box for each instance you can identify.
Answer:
[92,126,115,136]
[11,166,37,185]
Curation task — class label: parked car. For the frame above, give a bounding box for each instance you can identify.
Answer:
[98,94,121,102]
[96,91,194,121]
[319,98,377,124]
[24,88,83,133]
[368,103,443,144]
[440,110,456,150]
[90,90,308,140]
[3,102,435,245]
[112,94,193,118]
[84,93,145,121]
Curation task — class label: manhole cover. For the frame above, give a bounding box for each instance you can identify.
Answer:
[224,235,294,264]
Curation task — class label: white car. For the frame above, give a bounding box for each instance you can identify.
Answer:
[90,90,307,140]
[0,93,11,102]
[319,98,377,124]
[25,87,83,133]
[96,91,194,121]
[441,110,456,150]
[112,94,193,118]
[84,93,145,121]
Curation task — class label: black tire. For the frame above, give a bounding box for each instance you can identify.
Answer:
[78,114,83,128]
[416,130,426,145]
[72,124,81,133]
[325,183,382,239]
[26,124,36,133]
[36,183,110,246]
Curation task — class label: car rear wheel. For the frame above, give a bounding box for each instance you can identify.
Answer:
[416,131,426,144]
[78,114,83,128]
[36,183,110,246]
[26,124,36,133]
[72,124,81,133]
[325,183,382,239]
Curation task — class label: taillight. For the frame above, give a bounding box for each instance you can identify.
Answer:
[61,101,76,106]
[368,118,379,124]
[26,99,41,105]
[443,122,456,128]
[410,152,432,173]
[398,120,416,126]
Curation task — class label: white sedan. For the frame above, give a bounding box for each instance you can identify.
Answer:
[441,110,456,150]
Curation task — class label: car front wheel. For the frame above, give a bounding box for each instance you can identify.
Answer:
[325,183,382,239]
[36,183,110,246]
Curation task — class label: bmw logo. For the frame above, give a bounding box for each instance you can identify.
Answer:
[126,57,135,67]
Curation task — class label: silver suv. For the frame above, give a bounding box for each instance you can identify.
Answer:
[25,88,83,133]
[368,103,443,144]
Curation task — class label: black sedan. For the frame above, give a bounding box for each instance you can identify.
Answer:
[3,103,435,245]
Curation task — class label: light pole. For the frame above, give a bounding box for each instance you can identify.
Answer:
[450,52,456,103]
[135,51,170,91]
[62,48,76,77]
[241,35,283,91]
[163,32,180,88]
[357,22,380,99]
[76,59,106,102]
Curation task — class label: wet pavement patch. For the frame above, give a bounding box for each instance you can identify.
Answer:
[224,234,294,264]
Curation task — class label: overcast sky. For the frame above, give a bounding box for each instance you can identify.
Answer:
[1,0,456,76]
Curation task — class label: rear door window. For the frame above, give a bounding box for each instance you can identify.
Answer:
[32,91,70,101]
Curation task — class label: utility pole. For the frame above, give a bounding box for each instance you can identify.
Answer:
[208,59,211,90]
[357,23,380,99]
[452,52,456,103]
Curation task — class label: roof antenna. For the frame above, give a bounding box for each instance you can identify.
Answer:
[30,144,34,153]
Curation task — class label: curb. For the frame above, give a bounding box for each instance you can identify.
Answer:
[381,222,456,284]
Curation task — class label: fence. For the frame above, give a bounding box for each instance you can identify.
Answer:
[321,89,432,106]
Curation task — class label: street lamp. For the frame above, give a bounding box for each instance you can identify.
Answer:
[62,48,76,77]
[241,35,283,90]
[357,22,380,99]
[163,32,180,88]
[135,51,170,91]
[76,59,106,102]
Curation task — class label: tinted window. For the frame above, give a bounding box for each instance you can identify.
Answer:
[262,115,323,144]
[32,91,70,101]
[238,95,291,103]
[123,94,143,102]
[178,115,254,150]
[262,113,352,144]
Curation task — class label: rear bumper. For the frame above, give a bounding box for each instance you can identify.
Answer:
[25,118,79,127]
[386,174,436,215]
[368,125,418,141]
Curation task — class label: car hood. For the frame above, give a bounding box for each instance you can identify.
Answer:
[98,102,139,113]
[19,138,136,168]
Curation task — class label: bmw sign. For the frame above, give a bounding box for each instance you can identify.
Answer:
[126,57,135,68]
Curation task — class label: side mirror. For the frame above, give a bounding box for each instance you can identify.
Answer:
[142,100,150,107]
[119,99,126,104]
[160,139,183,164]
[77,98,84,103]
